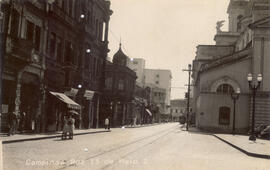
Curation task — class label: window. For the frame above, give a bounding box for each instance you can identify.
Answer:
[156,74,159,78]
[65,70,70,86]
[26,20,34,42]
[133,61,138,64]
[118,79,124,90]
[56,37,62,63]
[105,77,113,90]
[156,81,159,84]
[219,106,230,125]
[34,26,41,51]
[216,84,234,94]
[10,10,20,37]
[64,41,74,63]
[50,33,56,57]
[102,22,106,41]
[68,0,73,17]
[95,19,99,37]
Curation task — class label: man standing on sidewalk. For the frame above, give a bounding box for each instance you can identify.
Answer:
[105,117,109,130]
[8,111,18,136]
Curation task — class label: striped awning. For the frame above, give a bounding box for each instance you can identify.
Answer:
[50,91,81,110]
[84,90,95,100]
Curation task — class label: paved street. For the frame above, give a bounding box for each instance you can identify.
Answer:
[3,123,270,170]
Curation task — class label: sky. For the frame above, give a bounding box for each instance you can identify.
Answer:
[108,0,230,100]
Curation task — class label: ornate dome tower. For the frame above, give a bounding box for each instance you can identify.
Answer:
[112,43,129,66]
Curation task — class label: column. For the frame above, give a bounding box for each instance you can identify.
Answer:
[14,71,23,115]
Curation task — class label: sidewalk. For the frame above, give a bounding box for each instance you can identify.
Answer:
[0,128,109,144]
[184,126,270,159]
[0,123,164,144]
[214,134,270,159]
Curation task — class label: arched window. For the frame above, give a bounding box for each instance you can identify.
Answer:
[219,106,230,125]
[216,84,234,94]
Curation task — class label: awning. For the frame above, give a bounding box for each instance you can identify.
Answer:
[146,109,152,116]
[84,90,95,100]
[64,88,78,97]
[50,91,81,110]
[134,97,148,105]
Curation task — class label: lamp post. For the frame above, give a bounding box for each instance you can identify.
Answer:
[247,73,262,141]
[231,87,240,135]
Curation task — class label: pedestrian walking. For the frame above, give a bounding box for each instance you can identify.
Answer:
[19,112,26,132]
[105,117,109,130]
[67,115,75,139]
[8,111,18,136]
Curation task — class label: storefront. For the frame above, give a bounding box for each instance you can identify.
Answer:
[46,91,81,132]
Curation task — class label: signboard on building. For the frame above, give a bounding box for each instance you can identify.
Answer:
[1,104,8,114]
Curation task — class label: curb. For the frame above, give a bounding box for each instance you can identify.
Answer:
[213,134,270,160]
[2,130,109,144]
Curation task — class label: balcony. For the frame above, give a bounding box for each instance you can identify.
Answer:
[49,4,74,27]
[6,36,34,68]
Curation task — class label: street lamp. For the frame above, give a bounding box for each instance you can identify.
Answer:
[247,73,262,141]
[86,49,91,53]
[231,87,240,135]
[80,14,85,19]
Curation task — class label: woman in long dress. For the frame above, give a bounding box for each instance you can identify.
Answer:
[62,116,69,140]
[67,115,75,139]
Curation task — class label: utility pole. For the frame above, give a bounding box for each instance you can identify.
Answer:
[182,64,193,131]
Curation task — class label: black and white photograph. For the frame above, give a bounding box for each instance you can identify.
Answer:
[0,0,270,169]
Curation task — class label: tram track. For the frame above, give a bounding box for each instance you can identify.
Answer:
[58,124,179,170]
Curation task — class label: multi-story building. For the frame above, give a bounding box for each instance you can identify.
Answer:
[0,0,112,132]
[192,0,270,133]
[133,84,151,125]
[1,1,47,132]
[144,69,172,114]
[170,99,186,122]
[101,44,137,127]
[145,83,166,123]
[128,58,146,85]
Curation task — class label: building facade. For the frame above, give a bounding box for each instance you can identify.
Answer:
[170,99,186,122]
[1,0,112,132]
[1,1,47,132]
[192,0,270,133]
[101,44,137,127]
[128,58,146,86]
[144,83,166,123]
[144,69,172,114]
